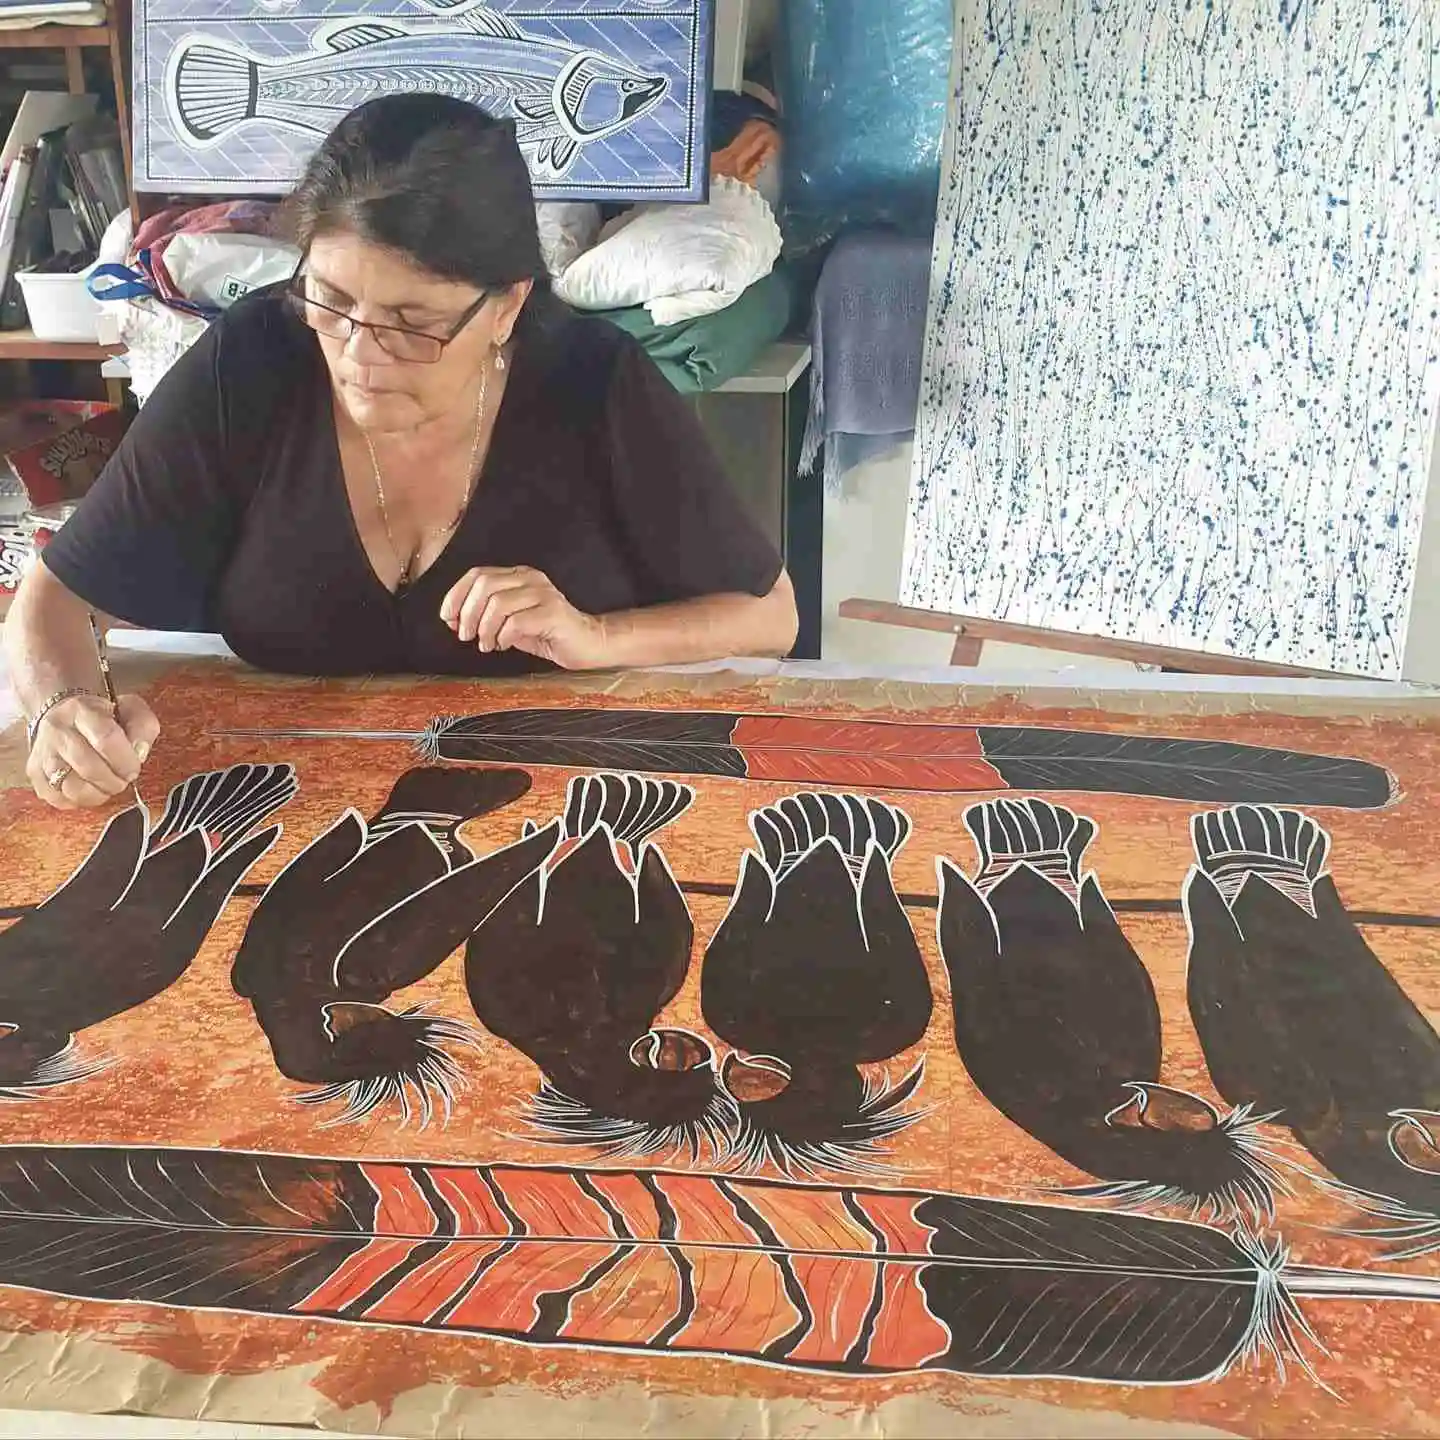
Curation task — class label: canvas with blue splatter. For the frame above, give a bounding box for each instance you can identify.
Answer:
[903,1,1440,680]
[133,0,714,202]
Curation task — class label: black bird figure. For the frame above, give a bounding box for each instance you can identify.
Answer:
[938,797,1278,1224]
[232,767,552,1127]
[701,792,932,1177]
[0,764,297,1099]
[354,766,532,860]
[1185,803,1440,1253]
[465,772,730,1161]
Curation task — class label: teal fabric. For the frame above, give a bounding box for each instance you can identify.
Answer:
[598,265,797,393]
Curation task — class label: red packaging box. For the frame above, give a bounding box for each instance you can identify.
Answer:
[0,400,128,510]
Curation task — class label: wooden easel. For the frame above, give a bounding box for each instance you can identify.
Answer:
[837,599,1356,680]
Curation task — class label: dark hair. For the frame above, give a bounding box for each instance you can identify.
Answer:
[284,95,553,320]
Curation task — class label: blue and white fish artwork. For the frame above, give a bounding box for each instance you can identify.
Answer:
[132,0,714,202]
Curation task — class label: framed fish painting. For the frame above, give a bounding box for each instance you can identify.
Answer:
[132,0,715,202]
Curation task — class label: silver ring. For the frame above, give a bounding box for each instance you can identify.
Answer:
[46,764,71,790]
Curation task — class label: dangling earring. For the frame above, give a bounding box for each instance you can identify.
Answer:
[494,339,508,372]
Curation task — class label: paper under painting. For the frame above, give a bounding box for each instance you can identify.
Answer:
[903,1,1440,678]
[132,0,714,202]
[0,666,1434,1435]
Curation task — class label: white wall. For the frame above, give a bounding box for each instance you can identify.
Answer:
[712,0,748,90]
[822,446,953,669]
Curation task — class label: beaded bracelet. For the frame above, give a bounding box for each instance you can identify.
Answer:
[26,687,106,750]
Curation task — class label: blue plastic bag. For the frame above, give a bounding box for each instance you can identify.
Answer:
[775,0,954,253]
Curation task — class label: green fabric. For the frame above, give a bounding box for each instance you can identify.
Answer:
[598,264,797,393]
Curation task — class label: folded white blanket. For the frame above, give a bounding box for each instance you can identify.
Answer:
[554,176,782,325]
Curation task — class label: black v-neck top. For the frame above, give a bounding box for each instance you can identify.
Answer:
[42,288,783,677]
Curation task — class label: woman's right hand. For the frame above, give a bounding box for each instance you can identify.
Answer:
[26,693,160,810]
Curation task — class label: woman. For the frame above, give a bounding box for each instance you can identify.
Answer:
[5,96,797,811]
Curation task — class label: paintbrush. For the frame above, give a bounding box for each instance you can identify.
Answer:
[89,614,142,809]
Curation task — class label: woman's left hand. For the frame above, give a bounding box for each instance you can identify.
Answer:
[440,566,608,669]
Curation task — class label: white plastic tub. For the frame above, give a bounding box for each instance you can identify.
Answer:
[16,263,101,342]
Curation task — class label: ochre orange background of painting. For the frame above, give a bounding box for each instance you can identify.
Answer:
[0,667,1434,1438]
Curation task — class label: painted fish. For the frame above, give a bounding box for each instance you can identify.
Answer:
[2,1144,1440,1386]
[167,10,669,177]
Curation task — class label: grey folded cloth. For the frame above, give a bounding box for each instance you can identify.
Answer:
[799,231,932,489]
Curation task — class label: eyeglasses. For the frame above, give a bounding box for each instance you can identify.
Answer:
[286,271,490,364]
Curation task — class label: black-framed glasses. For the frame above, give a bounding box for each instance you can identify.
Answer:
[286,270,490,364]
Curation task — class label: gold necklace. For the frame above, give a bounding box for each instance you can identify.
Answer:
[365,355,493,590]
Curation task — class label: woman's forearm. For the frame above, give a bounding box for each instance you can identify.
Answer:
[596,572,798,670]
[4,562,110,723]
[7,562,159,807]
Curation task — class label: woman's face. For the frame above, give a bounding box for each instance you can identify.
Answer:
[303,233,531,435]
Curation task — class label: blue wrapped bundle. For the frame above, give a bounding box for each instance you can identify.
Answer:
[775,0,954,253]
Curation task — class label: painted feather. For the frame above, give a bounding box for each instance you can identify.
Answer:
[215,709,1398,808]
[1,1145,1423,1385]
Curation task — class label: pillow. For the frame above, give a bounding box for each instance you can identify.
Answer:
[553,177,782,326]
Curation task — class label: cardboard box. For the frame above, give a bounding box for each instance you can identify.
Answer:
[0,399,126,510]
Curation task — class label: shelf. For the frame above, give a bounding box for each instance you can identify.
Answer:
[0,24,111,48]
[716,341,813,395]
[0,329,121,361]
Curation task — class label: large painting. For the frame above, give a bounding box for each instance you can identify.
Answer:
[902,1,1440,679]
[0,664,1436,1435]
[132,0,714,202]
